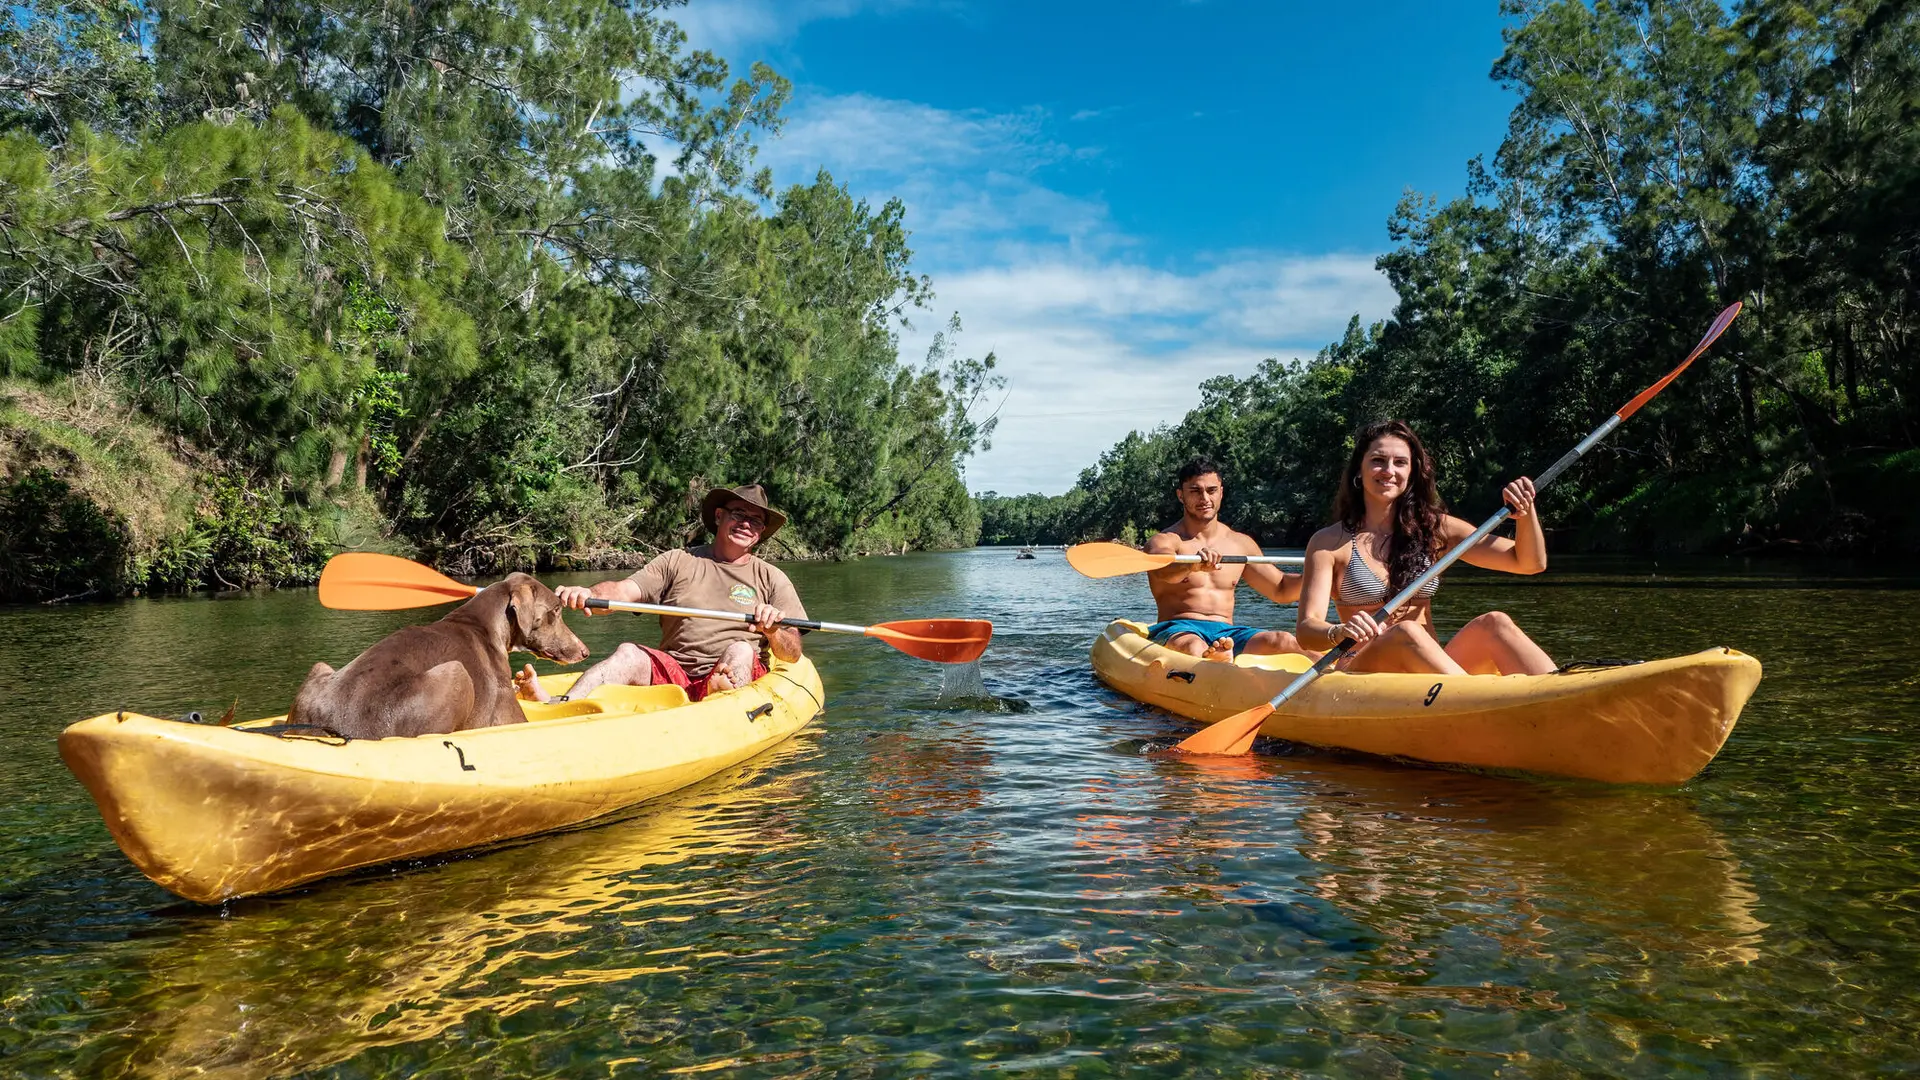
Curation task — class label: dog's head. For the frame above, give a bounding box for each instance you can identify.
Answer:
[502,573,590,664]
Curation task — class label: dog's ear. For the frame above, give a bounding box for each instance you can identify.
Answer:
[507,574,539,647]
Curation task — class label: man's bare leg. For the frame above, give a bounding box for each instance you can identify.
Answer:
[704,641,758,694]
[1242,629,1323,661]
[519,642,655,702]
[1163,632,1235,663]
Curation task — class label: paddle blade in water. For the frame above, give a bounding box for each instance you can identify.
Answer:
[1174,703,1274,755]
[319,552,478,610]
[865,619,994,663]
[1065,542,1174,579]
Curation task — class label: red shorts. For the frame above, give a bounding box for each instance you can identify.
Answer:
[633,644,767,702]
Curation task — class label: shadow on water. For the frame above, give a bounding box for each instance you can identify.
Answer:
[1148,753,1767,971]
[81,738,824,1080]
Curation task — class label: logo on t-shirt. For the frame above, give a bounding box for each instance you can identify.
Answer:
[729,583,757,607]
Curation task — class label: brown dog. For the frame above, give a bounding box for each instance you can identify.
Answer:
[288,573,590,740]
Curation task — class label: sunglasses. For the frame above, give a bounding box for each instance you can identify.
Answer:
[720,507,768,531]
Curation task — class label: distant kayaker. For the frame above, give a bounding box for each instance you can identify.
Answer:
[1295,419,1555,674]
[1144,456,1317,662]
[518,483,806,701]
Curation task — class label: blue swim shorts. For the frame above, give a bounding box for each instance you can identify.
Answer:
[1146,619,1264,655]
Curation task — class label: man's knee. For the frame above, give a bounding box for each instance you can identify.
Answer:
[1164,634,1207,656]
[613,642,656,680]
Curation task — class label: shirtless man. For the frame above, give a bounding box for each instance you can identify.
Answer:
[1145,457,1316,662]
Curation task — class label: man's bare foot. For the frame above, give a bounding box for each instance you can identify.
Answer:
[514,664,551,703]
[1202,637,1236,663]
[706,668,735,694]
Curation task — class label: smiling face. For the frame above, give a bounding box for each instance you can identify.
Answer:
[1176,472,1223,525]
[1361,436,1414,504]
[713,500,769,558]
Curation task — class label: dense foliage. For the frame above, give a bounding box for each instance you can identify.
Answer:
[0,0,994,600]
[982,0,1920,555]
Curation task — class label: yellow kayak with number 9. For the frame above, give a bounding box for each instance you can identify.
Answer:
[1091,620,1758,784]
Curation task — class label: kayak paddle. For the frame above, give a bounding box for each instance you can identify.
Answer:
[1066,542,1305,579]
[318,552,994,664]
[1176,301,1745,755]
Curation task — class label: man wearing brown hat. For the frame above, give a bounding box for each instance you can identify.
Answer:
[520,483,807,702]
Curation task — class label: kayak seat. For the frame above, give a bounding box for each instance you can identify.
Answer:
[519,699,611,721]
[570,683,692,714]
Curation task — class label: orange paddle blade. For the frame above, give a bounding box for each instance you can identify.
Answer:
[1616,301,1742,422]
[319,552,478,610]
[864,619,994,663]
[1174,704,1274,755]
[1065,542,1175,579]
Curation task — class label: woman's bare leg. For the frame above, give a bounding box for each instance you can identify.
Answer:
[1243,629,1321,660]
[1444,611,1555,675]
[1343,621,1468,675]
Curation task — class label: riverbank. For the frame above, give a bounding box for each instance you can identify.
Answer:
[0,378,977,604]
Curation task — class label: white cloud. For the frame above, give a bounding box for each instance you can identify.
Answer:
[758,89,1397,493]
[901,257,1394,495]
[669,0,944,56]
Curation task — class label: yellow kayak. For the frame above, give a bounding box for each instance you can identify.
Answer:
[58,657,824,904]
[1091,620,1759,784]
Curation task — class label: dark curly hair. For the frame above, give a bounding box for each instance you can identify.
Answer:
[1332,419,1447,596]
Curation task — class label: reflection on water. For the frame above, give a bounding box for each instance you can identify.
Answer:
[102,739,823,1080]
[4,550,1920,1075]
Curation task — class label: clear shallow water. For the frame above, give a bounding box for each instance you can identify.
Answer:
[3,548,1918,1076]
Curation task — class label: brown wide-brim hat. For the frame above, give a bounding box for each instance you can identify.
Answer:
[700,483,787,541]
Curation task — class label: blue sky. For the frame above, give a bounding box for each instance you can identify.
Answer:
[675,0,1522,495]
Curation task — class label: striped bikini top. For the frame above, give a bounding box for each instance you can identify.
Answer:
[1336,530,1442,607]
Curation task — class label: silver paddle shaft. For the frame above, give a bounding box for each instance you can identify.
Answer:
[585,597,867,635]
[1266,413,1626,711]
[1167,554,1305,566]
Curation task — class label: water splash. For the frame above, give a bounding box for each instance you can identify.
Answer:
[932,661,1029,712]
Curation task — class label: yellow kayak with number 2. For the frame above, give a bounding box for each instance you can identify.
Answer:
[59,657,824,904]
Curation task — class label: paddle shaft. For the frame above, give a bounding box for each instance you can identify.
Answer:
[1256,306,1742,716]
[585,597,867,635]
[1164,554,1304,566]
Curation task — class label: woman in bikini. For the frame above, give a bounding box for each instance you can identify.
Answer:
[1294,419,1556,675]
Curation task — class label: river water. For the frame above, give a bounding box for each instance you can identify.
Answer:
[2,548,1917,1077]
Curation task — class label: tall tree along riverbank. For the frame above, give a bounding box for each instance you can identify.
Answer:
[0,0,998,602]
[982,0,1920,556]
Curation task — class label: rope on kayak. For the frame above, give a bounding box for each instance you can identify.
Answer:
[767,669,824,714]
[1553,658,1642,674]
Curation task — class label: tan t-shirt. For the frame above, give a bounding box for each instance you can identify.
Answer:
[626,546,807,676]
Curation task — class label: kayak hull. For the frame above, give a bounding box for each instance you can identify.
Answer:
[1091,621,1758,784]
[59,657,825,903]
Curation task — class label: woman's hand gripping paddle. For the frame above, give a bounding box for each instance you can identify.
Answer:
[1176,302,1744,755]
[318,552,994,663]
[1065,542,1303,579]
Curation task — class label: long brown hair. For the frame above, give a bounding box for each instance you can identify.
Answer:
[1333,419,1448,595]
